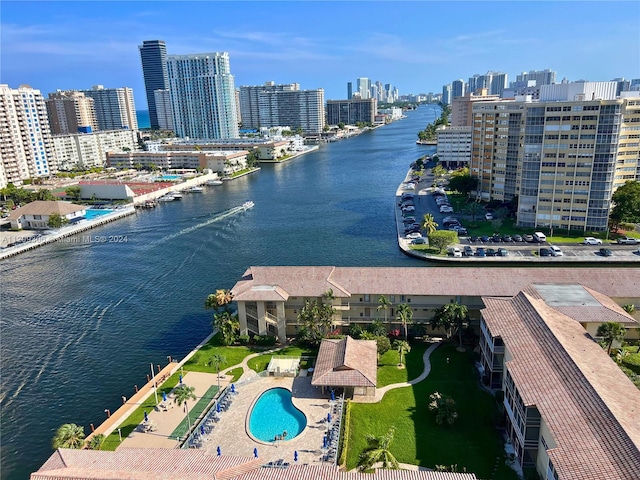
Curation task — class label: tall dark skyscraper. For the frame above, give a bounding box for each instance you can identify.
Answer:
[139,40,169,129]
[347,82,352,99]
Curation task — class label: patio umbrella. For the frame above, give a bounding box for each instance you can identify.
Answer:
[331,390,335,401]
[217,446,221,456]
[200,425,205,435]
[163,391,167,402]
[144,411,148,422]
[216,402,221,413]
[327,413,331,423]
[231,384,235,393]
[253,447,258,458]
[179,374,183,384]
[323,436,327,448]
[294,451,298,462]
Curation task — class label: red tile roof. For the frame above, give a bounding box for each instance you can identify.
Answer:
[7,200,86,220]
[482,292,640,480]
[311,337,377,388]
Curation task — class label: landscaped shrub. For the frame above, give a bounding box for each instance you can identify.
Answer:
[252,335,277,346]
[338,400,352,467]
[237,334,250,345]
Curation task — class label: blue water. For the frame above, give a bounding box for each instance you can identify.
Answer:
[84,209,114,220]
[136,110,150,129]
[158,174,181,181]
[249,388,306,442]
[0,105,440,480]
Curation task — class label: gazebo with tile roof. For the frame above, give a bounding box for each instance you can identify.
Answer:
[311,336,377,398]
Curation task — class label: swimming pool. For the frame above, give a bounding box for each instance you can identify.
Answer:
[248,388,306,442]
[158,174,181,181]
[84,209,114,220]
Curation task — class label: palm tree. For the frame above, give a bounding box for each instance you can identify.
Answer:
[212,311,239,345]
[87,433,105,450]
[52,423,85,449]
[210,353,226,390]
[464,201,483,222]
[428,392,458,426]
[297,298,335,346]
[377,295,392,323]
[394,340,411,367]
[206,289,234,312]
[421,214,438,236]
[173,384,197,432]
[358,427,399,471]
[431,303,469,348]
[396,304,413,341]
[596,322,626,354]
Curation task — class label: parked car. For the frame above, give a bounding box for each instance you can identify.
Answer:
[440,206,454,213]
[496,248,509,257]
[463,245,474,256]
[533,232,547,243]
[443,220,461,228]
[447,247,462,257]
[411,237,427,245]
[501,235,513,242]
[402,217,416,224]
[480,235,490,243]
[402,206,415,213]
[523,234,535,243]
[550,246,563,256]
[599,248,613,257]
[475,247,487,257]
[513,234,523,242]
[539,248,552,257]
[450,226,468,235]
[486,248,497,256]
[616,236,639,245]
[485,212,494,220]
[583,237,602,245]
[469,236,479,243]
[491,235,502,243]
[405,232,422,239]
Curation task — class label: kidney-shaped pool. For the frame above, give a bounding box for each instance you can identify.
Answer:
[248,387,307,442]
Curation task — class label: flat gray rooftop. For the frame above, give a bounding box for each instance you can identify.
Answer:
[533,284,600,307]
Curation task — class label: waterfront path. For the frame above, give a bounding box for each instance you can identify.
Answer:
[353,341,441,404]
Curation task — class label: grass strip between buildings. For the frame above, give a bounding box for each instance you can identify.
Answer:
[170,385,219,439]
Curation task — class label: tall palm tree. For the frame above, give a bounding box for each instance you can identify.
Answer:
[464,201,483,222]
[173,384,197,432]
[396,304,413,341]
[596,322,627,354]
[52,423,85,449]
[377,295,392,323]
[212,311,239,345]
[394,340,411,367]
[205,289,234,312]
[431,303,469,348]
[210,353,227,390]
[421,214,438,236]
[358,427,399,471]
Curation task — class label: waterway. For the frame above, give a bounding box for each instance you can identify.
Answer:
[0,105,439,480]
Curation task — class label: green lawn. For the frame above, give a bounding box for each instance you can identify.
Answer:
[247,346,318,373]
[377,343,428,387]
[183,334,265,373]
[227,367,244,383]
[346,344,518,480]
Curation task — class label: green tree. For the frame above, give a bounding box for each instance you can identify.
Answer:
[34,189,55,201]
[611,180,640,224]
[432,165,447,180]
[65,186,82,200]
[87,433,105,450]
[52,423,85,449]
[420,213,438,236]
[596,322,626,354]
[396,303,413,341]
[205,289,234,312]
[394,340,411,367]
[210,353,226,390]
[377,295,392,323]
[463,201,483,222]
[358,427,399,471]
[431,303,469,348]
[428,230,458,253]
[448,173,478,196]
[623,304,636,314]
[246,148,261,168]
[428,392,458,426]
[297,297,335,346]
[47,213,69,229]
[338,122,345,129]
[173,384,197,432]
[212,311,239,346]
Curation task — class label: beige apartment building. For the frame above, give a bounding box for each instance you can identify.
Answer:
[450,88,501,127]
[470,91,640,232]
[107,150,248,175]
[45,91,98,134]
[53,129,139,170]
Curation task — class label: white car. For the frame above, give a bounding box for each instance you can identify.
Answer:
[485,212,494,220]
[405,232,422,240]
[550,246,563,256]
[440,206,454,213]
[402,206,415,213]
[583,237,602,245]
[447,247,463,257]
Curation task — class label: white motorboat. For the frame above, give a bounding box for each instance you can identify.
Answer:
[185,186,204,193]
[157,195,174,202]
[206,179,223,186]
[242,201,255,210]
[171,191,183,199]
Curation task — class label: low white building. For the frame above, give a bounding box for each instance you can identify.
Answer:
[107,150,248,175]
[436,126,472,168]
[53,130,139,170]
[378,107,403,120]
[7,200,87,230]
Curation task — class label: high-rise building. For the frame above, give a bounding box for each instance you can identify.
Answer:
[45,91,97,134]
[257,88,325,134]
[153,89,174,131]
[436,126,472,168]
[139,40,169,129]
[470,85,640,232]
[451,89,501,127]
[451,80,466,99]
[52,130,139,170]
[167,52,239,139]
[239,82,299,130]
[0,84,55,187]
[326,98,377,125]
[79,85,138,131]
[442,84,452,105]
[347,82,353,100]
[357,78,370,99]
[515,69,556,87]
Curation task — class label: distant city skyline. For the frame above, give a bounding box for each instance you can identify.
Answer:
[2,1,639,109]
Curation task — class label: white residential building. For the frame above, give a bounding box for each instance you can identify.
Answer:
[167,52,239,139]
[79,85,138,131]
[239,82,299,129]
[436,126,472,168]
[52,130,140,170]
[256,88,325,134]
[0,84,56,188]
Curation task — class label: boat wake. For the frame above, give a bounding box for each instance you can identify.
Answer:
[151,204,250,246]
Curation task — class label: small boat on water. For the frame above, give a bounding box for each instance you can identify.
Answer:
[185,186,204,193]
[206,179,223,186]
[157,195,174,202]
[242,201,255,210]
[171,192,183,199]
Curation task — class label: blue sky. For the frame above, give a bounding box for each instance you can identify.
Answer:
[2,1,639,109]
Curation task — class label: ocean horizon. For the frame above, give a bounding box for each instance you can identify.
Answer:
[136,110,150,129]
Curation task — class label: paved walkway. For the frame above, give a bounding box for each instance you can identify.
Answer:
[352,342,440,403]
